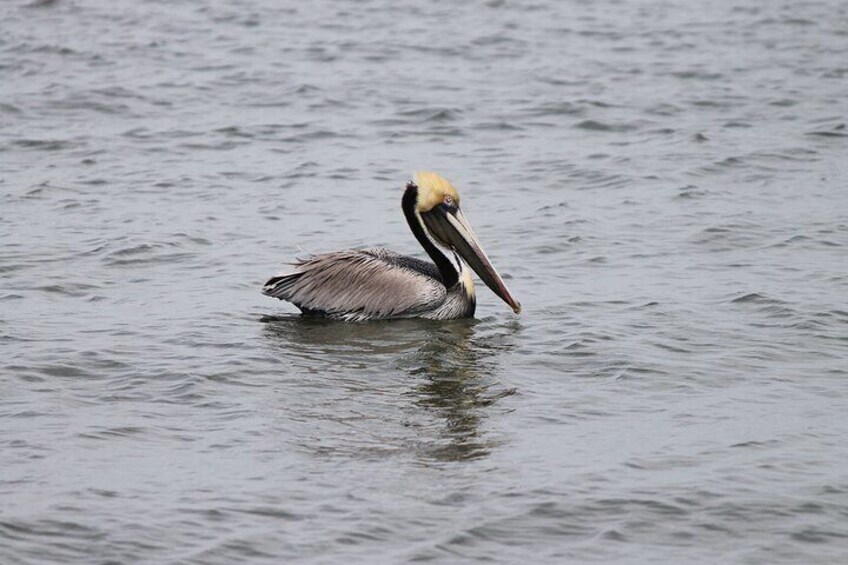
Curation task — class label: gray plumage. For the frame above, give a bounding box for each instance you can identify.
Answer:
[262,247,475,322]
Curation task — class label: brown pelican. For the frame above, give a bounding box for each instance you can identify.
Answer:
[262,172,521,321]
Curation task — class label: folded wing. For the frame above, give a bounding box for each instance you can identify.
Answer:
[262,247,447,321]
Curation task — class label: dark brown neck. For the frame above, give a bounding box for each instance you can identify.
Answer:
[402,183,459,288]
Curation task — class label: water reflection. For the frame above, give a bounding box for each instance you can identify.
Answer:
[261,315,518,463]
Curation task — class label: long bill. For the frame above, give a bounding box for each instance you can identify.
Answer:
[421,207,522,314]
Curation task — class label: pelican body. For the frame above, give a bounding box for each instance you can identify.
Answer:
[262,172,521,321]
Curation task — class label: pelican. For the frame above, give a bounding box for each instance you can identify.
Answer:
[262,172,521,321]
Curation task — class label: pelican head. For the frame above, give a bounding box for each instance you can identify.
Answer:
[409,171,521,314]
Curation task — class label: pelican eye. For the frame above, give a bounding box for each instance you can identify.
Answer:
[444,195,454,205]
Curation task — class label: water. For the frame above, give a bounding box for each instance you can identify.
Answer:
[2,0,847,562]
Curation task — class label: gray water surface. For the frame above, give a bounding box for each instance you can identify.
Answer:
[2,0,848,563]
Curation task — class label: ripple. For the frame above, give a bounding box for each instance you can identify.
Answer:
[807,123,848,138]
[575,119,634,132]
[8,139,74,151]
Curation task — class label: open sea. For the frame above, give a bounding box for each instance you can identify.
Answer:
[2,0,847,563]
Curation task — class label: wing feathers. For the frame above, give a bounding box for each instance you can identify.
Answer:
[262,248,446,321]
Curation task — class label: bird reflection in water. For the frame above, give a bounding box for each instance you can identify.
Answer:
[260,315,518,463]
